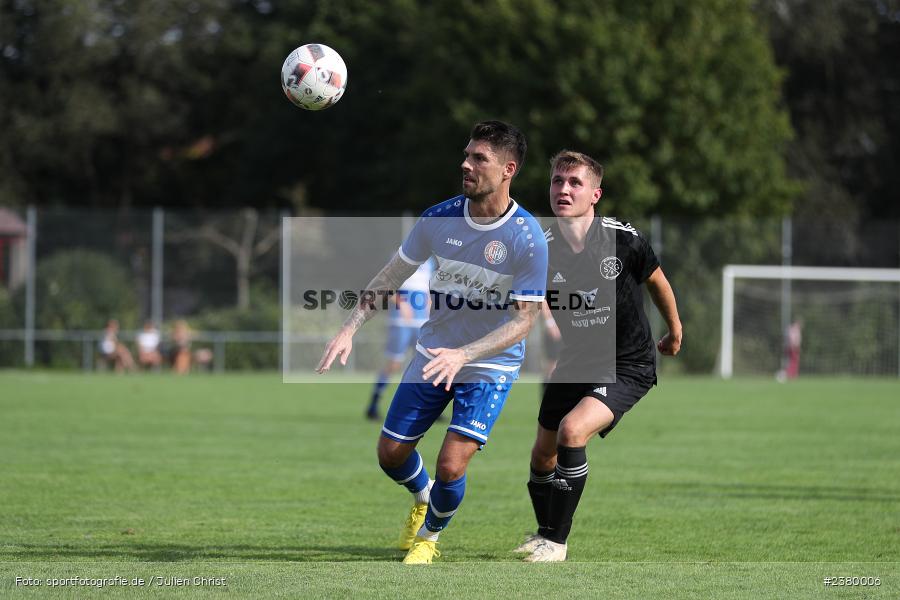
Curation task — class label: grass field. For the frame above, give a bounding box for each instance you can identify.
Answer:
[1,372,898,598]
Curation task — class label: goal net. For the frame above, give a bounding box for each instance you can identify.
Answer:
[721,266,900,378]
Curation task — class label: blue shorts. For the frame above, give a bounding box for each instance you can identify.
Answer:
[381,352,518,445]
[385,325,418,360]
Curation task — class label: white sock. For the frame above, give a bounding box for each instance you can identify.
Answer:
[414,479,433,504]
[416,525,440,542]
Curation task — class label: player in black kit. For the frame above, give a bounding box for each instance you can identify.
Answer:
[516,151,683,562]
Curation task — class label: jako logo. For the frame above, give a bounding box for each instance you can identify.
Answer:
[469,420,487,430]
[445,237,463,247]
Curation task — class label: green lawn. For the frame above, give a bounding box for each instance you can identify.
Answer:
[1,372,898,598]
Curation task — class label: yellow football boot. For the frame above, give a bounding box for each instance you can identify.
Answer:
[398,502,428,550]
[402,536,441,564]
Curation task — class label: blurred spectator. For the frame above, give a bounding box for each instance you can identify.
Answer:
[784,319,803,379]
[194,347,214,371]
[169,319,213,374]
[776,318,803,382]
[136,320,163,370]
[365,259,433,421]
[98,319,135,373]
[170,320,193,374]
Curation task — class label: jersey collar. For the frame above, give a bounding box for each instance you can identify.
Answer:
[463,197,519,231]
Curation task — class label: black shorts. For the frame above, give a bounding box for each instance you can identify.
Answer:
[539,373,656,437]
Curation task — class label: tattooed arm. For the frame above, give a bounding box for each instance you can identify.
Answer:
[422,300,542,390]
[316,252,419,373]
[459,300,541,362]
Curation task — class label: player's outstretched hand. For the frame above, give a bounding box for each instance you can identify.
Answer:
[423,347,467,391]
[657,331,682,356]
[316,329,354,373]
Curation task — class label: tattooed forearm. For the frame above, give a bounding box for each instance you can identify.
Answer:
[341,252,419,333]
[458,300,541,362]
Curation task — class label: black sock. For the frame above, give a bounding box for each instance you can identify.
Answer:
[546,445,588,544]
[527,467,554,538]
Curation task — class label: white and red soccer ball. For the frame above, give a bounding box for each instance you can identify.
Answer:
[281,43,348,111]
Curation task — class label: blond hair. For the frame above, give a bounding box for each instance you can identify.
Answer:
[550,150,604,187]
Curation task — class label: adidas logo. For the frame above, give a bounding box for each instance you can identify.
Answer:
[544,227,554,242]
[552,478,572,491]
[593,387,607,397]
[552,272,566,283]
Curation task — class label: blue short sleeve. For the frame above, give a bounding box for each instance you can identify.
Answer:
[399,212,432,265]
[509,218,548,302]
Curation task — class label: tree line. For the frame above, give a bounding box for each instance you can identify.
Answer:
[2,1,897,219]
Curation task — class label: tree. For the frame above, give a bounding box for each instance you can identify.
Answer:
[169,209,280,310]
[0,0,266,208]
[758,0,900,220]
[15,249,138,330]
[283,0,798,216]
[2,0,798,218]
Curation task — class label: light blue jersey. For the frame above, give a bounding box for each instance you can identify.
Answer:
[398,195,548,375]
[383,195,548,445]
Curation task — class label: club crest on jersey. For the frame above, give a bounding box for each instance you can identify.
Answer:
[484,241,508,265]
[601,256,623,280]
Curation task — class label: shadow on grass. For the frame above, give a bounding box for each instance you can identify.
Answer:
[661,481,900,503]
[3,543,404,563]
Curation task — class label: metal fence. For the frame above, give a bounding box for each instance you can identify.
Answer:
[0,206,898,375]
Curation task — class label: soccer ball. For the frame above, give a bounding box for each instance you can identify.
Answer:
[281,43,348,111]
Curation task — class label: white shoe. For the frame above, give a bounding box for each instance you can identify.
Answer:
[523,538,567,562]
[512,533,546,554]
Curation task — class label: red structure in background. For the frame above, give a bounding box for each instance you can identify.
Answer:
[0,209,27,287]
[784,319,803,379]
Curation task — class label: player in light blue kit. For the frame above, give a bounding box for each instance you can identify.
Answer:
[318,121,548,564]
[366,260,433,420]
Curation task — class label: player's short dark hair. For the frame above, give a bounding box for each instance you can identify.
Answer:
[470,120,527,176]
[550,150,604,187]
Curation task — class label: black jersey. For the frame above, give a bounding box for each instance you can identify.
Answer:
[544,217,660,382]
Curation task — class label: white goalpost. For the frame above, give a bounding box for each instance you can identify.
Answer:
[720,265,900,379]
